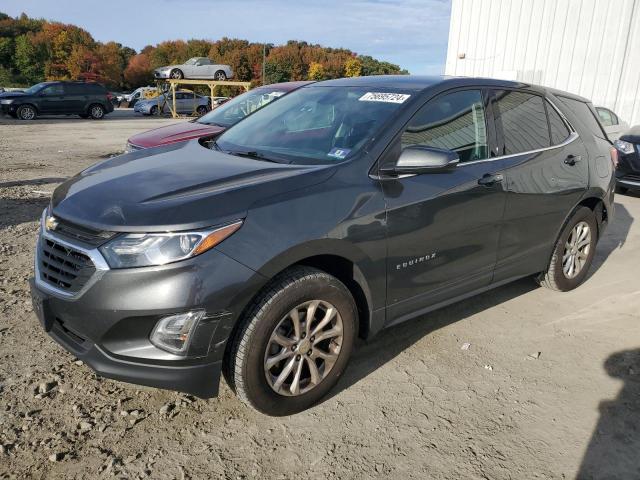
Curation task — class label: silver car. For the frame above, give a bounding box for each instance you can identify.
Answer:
[153,57,234,81]
[133,91,210,116]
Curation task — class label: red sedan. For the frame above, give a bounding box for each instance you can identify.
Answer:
[125,81,314,152]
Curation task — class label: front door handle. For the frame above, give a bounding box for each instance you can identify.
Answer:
[478,173,504,186]
[564,154,582,166]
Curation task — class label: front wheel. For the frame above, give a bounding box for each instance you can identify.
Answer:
[538,206,598,291]
[225,267,357,416]
[17,104,37,120]
[196,105,208,116]
[170,69,184,79]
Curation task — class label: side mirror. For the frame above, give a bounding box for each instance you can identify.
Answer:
[380,145,459,176]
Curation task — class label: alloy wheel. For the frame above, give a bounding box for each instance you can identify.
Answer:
[19,106,35,120]
[264,300,343,396]
[91,105,104,119]
[562,221,591,279]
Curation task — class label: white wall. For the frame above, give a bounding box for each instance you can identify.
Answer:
[445,0,640,126]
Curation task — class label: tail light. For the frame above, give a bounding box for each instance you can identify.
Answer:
[610,147,619,169]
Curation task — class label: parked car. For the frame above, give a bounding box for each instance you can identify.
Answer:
[30,76,615,416]
[124,87,157,107]
[596,106,629,140]
[612,128,640,194]
[125,81,312,151]
[154,57,233,81]
[0,81,114,120]
[133,91,210,116]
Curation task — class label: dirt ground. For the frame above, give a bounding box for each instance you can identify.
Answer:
[1,111,639,480]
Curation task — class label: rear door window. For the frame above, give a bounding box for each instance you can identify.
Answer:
[557,96,607,140]
[40,84,64,96]
[402,89,488,163]
[546,101,571,145]
[492,90,550,155]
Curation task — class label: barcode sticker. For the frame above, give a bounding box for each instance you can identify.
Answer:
[359,92,411,104]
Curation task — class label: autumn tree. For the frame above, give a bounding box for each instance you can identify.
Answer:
[307,62,325,81]
[124,53,152,87]
[344,57,362,77]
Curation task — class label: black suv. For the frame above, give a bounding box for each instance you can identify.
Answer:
[29,76,615,415]
[0,81,114,120]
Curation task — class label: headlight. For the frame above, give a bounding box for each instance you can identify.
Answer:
[99,221,243,268]
[0,99,13,105]
[614,139,635,155]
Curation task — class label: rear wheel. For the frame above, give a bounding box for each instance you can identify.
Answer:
[196,105,208,116]
[17,104,36,120]
[538,206,597,291]
[150,105,158,116]
[89,104,105,119]
[214,70,227,81]
[225,267,357,416]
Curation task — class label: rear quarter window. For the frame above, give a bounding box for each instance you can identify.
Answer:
[557,96,607,140]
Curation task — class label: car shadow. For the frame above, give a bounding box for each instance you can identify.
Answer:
[326,277,538,401]
[588,201,634,277]
[326,200,634,404]
[576,348,640,479]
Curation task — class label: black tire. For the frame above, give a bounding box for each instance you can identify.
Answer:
[214,70,227,81]
[538,206,598,292]
[224,266,357,416]
[16,104,37,120]
[170,69,184,79]
[89,104,105,119]
[196,105,208,116]
[615,185,629,195]
[150,105,158,116]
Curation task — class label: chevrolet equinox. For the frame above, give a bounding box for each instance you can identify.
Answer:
[30,76,615,416]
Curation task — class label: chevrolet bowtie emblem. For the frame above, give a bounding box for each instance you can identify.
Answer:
[45,215,59,231]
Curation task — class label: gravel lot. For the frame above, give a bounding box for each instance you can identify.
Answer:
[1,111,639,479]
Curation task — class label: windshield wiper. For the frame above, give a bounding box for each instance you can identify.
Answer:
[225,149,280,163]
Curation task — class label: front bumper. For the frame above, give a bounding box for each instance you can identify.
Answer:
[154,71,171,79]
[30,229,265,398]
[1,103,17,114]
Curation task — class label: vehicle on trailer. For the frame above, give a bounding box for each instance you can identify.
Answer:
[133,90,210,116]
[154,57,234,81]
[126,81,312,151]
[30,76,615,416]
[612,128,640,194]
[124,87,157,107]
[0,81,114,120]
[595,106,628,141]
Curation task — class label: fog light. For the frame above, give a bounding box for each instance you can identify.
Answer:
[150,310,205,355]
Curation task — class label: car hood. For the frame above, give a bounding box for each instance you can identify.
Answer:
[620,126,640,144]
[128,121,225,148]
[51,140,334,233]
[0,91,26,99]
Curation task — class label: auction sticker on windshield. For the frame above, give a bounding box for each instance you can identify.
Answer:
[359,92,411,103]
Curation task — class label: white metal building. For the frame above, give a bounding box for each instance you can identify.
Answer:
[445,0,640,127]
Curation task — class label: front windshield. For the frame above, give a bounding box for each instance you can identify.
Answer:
[185,58,198,65]
[215,86,411,164]
[198,88,288,127]
[24,83,48,95]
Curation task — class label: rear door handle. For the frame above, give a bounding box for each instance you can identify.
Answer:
[478,173,504,186]
[564,154,582,166]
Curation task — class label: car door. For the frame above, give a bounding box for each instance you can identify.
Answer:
[383,88,507,323]
[64,84,87,113]
[36,84,66,114]
[490,89,589,282]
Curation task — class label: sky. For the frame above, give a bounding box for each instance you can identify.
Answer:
[0,0,452,75]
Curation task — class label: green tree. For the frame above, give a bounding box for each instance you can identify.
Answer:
[14,34,44,83]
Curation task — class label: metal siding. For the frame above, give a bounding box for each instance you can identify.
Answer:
[447,0,640,126]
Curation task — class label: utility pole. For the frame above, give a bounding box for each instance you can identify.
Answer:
[262,44,266,85]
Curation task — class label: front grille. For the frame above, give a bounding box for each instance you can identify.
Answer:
[52,217,113,247]
[39,238,96,293]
